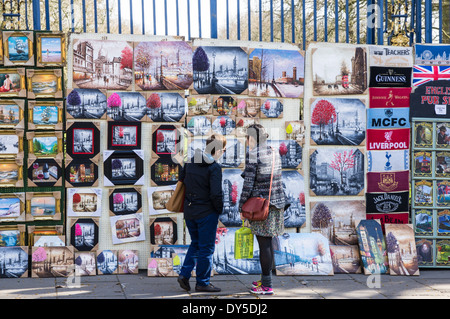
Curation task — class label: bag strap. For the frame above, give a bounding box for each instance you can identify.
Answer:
[267,147,275,204]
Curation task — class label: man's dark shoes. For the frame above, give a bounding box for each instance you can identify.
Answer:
[177,275,191,291]
[195,283,221,292]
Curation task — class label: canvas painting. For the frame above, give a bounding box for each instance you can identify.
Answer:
[217,137,245,168]
[65,159,98,187]
[260,98,283,118]
[67,188,102,217]
[0,160,23,187]
[70,218,99,252]
[31,246,74,278]
[282,170,306,228]
[211,115,236,135]
[66,89,107,119]
[267,140,302,169]
[385,224,420,276]
[309,148,364,196]
[118,250,139,274]
[286,120,305,146]
[33,235,65,247]
[146,92,185,123]
[219,169,244,227]
[192,46,248,95]
[416,238,433,266]
[0,246,28,278]
[110,213,146,244]
[74,251,97,276]
[134,41,193,90]
[149,217,178,246]
[186,115,212,136]
[235,117,260,137]
[147,258,175,277]
[28,158,62,187]
[310,200,366,245]
[330,245,361,274]
[36,32,65,67]
[106,92,147,121]
[109,187,142,215]
[275,232,333,275]
[148,186,176,215]
[0,193,24,220]
[0,68,26,97]
[0,100,24,129]
[236,98,261,118]
[310,98,366,145]
[187,95,212,116]
[312,46,367,95]
[72,39,133,90]
[248,48,304,98]
[28,101,63,130]
[356,219,389,275]
[97,250,118,275]
[151,245,190,275]
[213,96,237,116]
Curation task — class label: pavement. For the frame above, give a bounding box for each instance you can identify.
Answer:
[1,269,450,300]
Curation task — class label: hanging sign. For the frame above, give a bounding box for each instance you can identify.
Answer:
[415,44,450,66]
[410,79,450,119]
[367,150,410,172]
[369,87,411,108]
[366,128,410,151]
[367,108,410,129]
[369,66,412,88]
[366,191,409,214]
[369,46,413,67]
[366,171,410,193]
[412,65,450,87]
[366,213,409,231]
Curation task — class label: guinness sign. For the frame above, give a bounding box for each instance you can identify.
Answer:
[369,66,412,88]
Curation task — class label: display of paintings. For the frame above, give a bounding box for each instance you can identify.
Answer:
[414,209,433,236]
[282,170,306,228]
[310,98,366,146]
[0,246,28,278]
[146,92,186,123]
[329,245,362,274]
[437,122,450,148]
[109,187,142,215]
[309,148,365,196]
[213,227,260,274]
[118,250,139,274]
[414,122,433,148]
[0,129,23,159]
[186,115,212,136]
[71,38,133,90]
[286,120,305,146]
[217,137,245,168]
[151,124,182,158]
[414,180,433,206]
[0,225,25,247]
[260,98,283,119]
[33,235,65,247]
[312,46,367,96]
[187,95,212,116]
[0,193,25,222]
[219,169,244,227]
[191,46,248,95]
[274,232,333,276]
[67,188,102,217]
[103,150,145,186]
[27,131,63,160]
[356,219,389,275]
[0,159,23,188]
[149,217,178,246]
[26,191,61,222]
[147,257,175,277]
[2,31,34,66]
[310,200,365,245]
[0,68,26,97]
[27,158,62,187]
[385,224,419,276]
[148,185,176,215]
[31,246,74,278]
[74,251,97,276]
[211,115,236,136]
[416,238,433,266]
[107,121,141,150]
[438,209,450,236]
[413,151,432,177]
[97,250,118,275]
[150,157,181,187]
[0,99,24,129]
[35,32,66,67]
[436,240,450,266]
[267,140,302,169]
[248,48,304,98]
[26,69,63,99]
[437,151,450,177]
[110,212,146,245]
[27,100,63,130]
[212,96,237,116]
[69,217,99,252]
[65,159,98,187]
[106,92,147,121]
[235,117,259,137]
[66,89,107,119]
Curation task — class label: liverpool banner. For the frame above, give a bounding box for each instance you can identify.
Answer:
[366,128,410,151]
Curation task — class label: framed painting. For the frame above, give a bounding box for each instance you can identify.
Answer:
[2,31,34,66]
[260,98,283,119]
[285,120,305,146]
[69,217,99,252]
[436,151,450,177]
[106,91,147,121]
[187,95,212,116]
[149,216,179,246]
[26,191,61,222]
[147,258,175,277]
[414,122,433,148]
[27,225,64,247]
[436,240,450,266]
[118,250,139,274]
[27,100,63,130]
[27,131,63,160]
[103,150,145,186]
[0,99,25,129]
[109,187,142,215]
[211,115,236,136]
[0,159,23,188]
[35,32,66,67]
[0,225,26,246]
[0,68,26,97]
[146,92,186,123]
[110,212,146,244]
[416,238,433,266]
[0,129,24,159]
[33,235,65,247]
[414,209,433,236]
[66,88,107,119]
[217,137,246,168]
[212,96,237,116]
[148,186,176,215]
[267,140,302,169]
[66,121,101,161]
[26,68,63,99]
[281,170,306,228]
[0,193,25,222]
[414,180,433,207]
[27,158,63,187]
[186,115,212,137]
[31,246,74,278]
[96,250,118,275]
[413,151,432,177]
[74,251,97,276]
[235,117,260,137]
[151,124,182,158]
[0,246,28,278]
[150,157,181,187]
[236,97,261,118]
[107,121,141,150]
[356,219,389,275]
[65,159,99,188]
[67,188,102,217]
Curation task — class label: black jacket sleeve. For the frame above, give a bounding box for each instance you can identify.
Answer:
[209,163,223,214]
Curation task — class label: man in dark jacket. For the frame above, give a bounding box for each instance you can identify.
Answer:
[177,135,226,292]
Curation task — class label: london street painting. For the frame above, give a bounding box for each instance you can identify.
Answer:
[282,170,306,228]
[310,148,364,196]
[312,46,367,96]
[385,224,419,276]
[248,48,304,98]
[356,219,389,275]
[310,98,366,146]
[220,169,244,227]
[192,46,248,95]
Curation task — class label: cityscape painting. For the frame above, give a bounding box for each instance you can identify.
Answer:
[74,251,96,276]
[0,246,28,278]
[282,170,306,228]
[267,140,302,169]
[146,92,185,123]
[106,92,147,121]
[110,213,145,244]
[31,246,74,278]
[66,89,107,119]
[97,250,118,275]
[219,169,244,227]
[70,218,99,252]
[385,224,419,276]
[330,245,362,274]
[356,219,389,275]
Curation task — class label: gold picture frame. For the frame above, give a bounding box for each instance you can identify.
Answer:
[27,100,64,130]
[2,31,34,66]
[26,191,61,222]
[0,68,26,97]
[0,129,24,159]
[27,225,64,247]
[26,68,63,99]
[35,32,66,67]
[0,99,25,129]
[0,192,25,222]
[0,224,26,246]
[0,158,23,187]
[27,131,63,160]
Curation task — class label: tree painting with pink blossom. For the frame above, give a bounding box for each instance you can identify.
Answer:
[329,149,355,185]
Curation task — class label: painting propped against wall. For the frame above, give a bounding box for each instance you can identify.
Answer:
[356,219,389,275]
[385,224,419,276]
[329,245,361,274]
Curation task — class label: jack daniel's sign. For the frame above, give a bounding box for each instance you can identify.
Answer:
[366,191,409,213]
[369,67,412,87]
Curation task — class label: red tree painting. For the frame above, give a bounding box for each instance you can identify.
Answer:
[311,99,336,140]
[329,150,355,184]
[120,46,133,70]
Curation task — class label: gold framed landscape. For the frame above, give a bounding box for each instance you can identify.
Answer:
[0,129,24,159]
[0,159,23,188]
[27,100,64,130]
[27,131,63,160]
[0,224,26,246]
[0,99,25,129]
[26,191,61,222]
[0,192,25,222]
[2,31,34,66]
[35,32,66,67]
[26,69,63,99]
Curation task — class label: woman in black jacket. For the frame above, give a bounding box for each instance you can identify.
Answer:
[177,134,226,292]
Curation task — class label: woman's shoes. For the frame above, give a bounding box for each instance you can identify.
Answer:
[250,284,274,295]
[252,280,262,288]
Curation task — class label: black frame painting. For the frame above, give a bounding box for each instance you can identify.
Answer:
[103,150,144,186]
[66,121,101,160]
[107,121,142,150]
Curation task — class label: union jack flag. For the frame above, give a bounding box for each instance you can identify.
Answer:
[413,65,450,87]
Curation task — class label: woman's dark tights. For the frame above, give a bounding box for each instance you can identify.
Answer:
[256,235,274,287]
